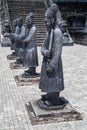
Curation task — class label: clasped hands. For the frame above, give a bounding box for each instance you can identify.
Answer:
[44,50,54,75]
[10,33,14,39]
[23,38,28,44]
[44,50,51,58]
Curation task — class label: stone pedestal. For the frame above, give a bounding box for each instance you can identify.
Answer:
[1,37,11,47]
[25,99,82,125]
[15,74,40,86]
[7,54,17,60]
[10,62,23,69]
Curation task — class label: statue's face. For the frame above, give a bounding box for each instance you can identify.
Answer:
[17,19,23,27]
[45,16,53,31]
[5,22,10,27]
[46,0,53,7]
[13,20,17,27]
[26,18,33,28]
[5,20,10,27]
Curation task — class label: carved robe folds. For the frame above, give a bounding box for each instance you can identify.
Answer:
[39,28,64,93]
[23,25,38,67]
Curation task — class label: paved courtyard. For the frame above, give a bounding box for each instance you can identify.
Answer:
[0,44,87,130]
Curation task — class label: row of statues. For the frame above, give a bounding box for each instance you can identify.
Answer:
[2,0,69,109]
[11,14,39,77]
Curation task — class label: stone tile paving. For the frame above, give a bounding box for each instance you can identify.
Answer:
[0,44,87,130]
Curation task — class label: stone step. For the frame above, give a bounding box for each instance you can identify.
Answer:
[36,37,45,39]
[8,7,45,10]
[10,16,45,20]
[8,0,46,45]
[8,3,45,8]
[10,17,45,20]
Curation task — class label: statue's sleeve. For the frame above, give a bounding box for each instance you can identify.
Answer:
[26,26,36,42]
[12,27,19,39]
[15,26,19,34]
[2,27,5,34]
[41,32,49,56]
[49,29,63,69]
[19,26,26,39]
[9,27,11,33]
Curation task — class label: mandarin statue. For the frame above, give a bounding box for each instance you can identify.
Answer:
[11,18,26,64]
[39,4,68,109]
[10,19,18,56]
[22,13,38,77]
[1,19,12,47]
[12,19,17,33]
[44,0,73,45]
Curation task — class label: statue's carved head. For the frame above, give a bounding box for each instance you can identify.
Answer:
[25,13,34,28]
[4,19,10,27]
[44,0,53,8]
[50,4,58,15]
[45,8,54,31]
[29,12,35,19]
[12,19,17,27]
[44,4,58,31]
[17,18,23,27]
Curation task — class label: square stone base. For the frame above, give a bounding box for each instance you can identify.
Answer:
[15,75,40,86]
[25,99,82,125]
[1,37,11,47]
[10,62,23,69]
[7,54,17,60]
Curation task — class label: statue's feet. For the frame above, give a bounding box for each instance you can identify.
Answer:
[38,97,68,110]
[41,93,51,101]
[44,100,52,107]
[25,70,31,74]
[23,71,32,77]
[22,71,39,78]
[41,94,64,106]
[42,99,63,106]
[15,59,22,64]
[12,52,16,56]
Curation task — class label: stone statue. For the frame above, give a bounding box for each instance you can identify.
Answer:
[11,18,26,64]
[2,19,11,34]
[10,19,17,55]
[44,1,73,45]
[22,13,38,77]
[12,19,17,33]
[39,4,68,109]
[50,3,63,28]
[1,19,12,47]
[44,0,63,27]
[44,0,53,8]
[28,12,35,20]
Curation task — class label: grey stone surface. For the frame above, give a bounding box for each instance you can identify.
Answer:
[0,44,87,130]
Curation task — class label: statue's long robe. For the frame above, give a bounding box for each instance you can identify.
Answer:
[13,26,25,57]
[39,27,64,92]
[23,25,38,67]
